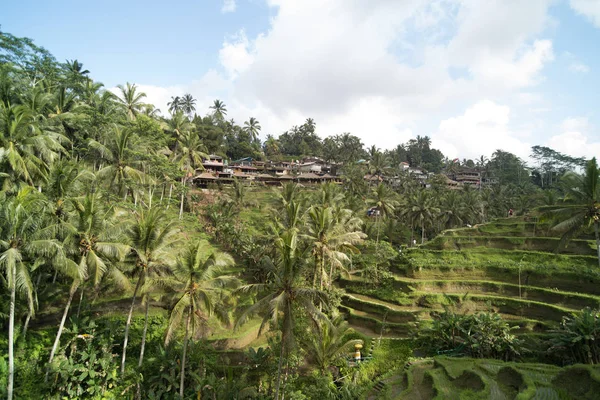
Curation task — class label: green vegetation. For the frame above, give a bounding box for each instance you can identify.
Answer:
[3,28,600,400]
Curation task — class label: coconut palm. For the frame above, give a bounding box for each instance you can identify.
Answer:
[166,111,192,140]
[115,82,147,120]
[403,189,441,244]
[164,241,238,399]
[89,126,146,197]
[180,93,196,118]
[167,96,182,115]
[120,207,178,374]
[1,188,73,399]
[243,117,261,142]
[545,158,600,267]
[210,99,227,121]
[368,183,398,218]
[47,192,130,374]
[236,229,329,400]
[301,314,363,373]
[0,103,67,188]
[264,134,280,157]
[171,130,208,219]
[440,191,467,230]
[305,205,365,289]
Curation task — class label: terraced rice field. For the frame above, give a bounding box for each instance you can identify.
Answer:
[366,357,600,400]
[341,216,600,341]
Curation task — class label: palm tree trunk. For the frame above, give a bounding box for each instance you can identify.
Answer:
[138,297,150,368]
[595,221,600,269]
[179,309,191,399]
[46,281,78,382]
[22,313,31,340]
[76,286,84,318]
[7,264,16,400]
[421,221,425,244]
[121,277,143,375]
[179,177,185,220]
[275,335,286,400]
[166,183,173,209]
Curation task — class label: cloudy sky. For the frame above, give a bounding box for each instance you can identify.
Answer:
[3,0,600,161]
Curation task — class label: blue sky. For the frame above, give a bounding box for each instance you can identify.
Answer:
[2,0,600,161]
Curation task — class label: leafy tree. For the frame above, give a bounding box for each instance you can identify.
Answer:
[549,308,600,364]
[210,99,227,121]
[180,93,196,118]
[164,241,238,399]
[0,103,67,188]
[237,229,329,400]
[89,126,146,197]
[301,314,362,373]
[115,82,147,120]
[243,117,261,142]
[120,207,177,374]
[545,158,600,267]
[402,189,440,244]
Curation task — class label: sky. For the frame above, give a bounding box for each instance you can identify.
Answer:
[3,0,600,162]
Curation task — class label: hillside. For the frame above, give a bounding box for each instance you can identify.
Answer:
[340,216,600,342]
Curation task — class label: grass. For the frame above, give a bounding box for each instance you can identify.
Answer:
[380,357,600,399]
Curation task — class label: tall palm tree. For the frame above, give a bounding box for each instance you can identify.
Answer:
[237,229,328,400]
[47,192,130,374]
[546,158,600,266]
[210,99,227,121]
[440,191,467,230]
[167,96,182,115]
[115,82,147,120]
[264,134,280,157]
[305,205,365,289]
[0,188,69,399]
[89,126,146,197]
[181,93,196,118]
[243,117,261,142]
[403,189,441,244]
[172,130,208,219]
[120,207,178,374]
[166,111,192,139]
[164,241,238,399]
[0,103,67,187]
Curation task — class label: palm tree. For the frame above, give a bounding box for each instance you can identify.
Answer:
[0,103,67,187]
[120,207,178,374]
[305,205,365,289]
[368,183,398,218]
[301,314,363,373]
[243,117,261,142]
[172,130,208,219]
[47,192,130,374]
[181,93,196,118]
[210,99,227,121]
[164,241,238,399]
[264,134,280,157]
[440,191,467,230]
[0,188,44,400]
[237,229,329,400]
[546,158,600,267]
[167,96,182,115]
[403,189,441,244]
[115,82,147,120]
[89,126,146,197]
[1,188,74,398]
[166,111,192,139]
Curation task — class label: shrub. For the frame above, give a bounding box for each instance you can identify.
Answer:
[548,308,600,365]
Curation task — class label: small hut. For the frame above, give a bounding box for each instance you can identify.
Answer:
[193,172,218,188]
[297,172,323,184]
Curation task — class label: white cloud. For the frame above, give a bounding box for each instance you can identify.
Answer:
[219,30,255,79]
[569,62,590,73]
[132,0,567,157]
[547,117,600,159]
[431,100,531,160]
[221,0,236,13]
[570,0,600,28]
